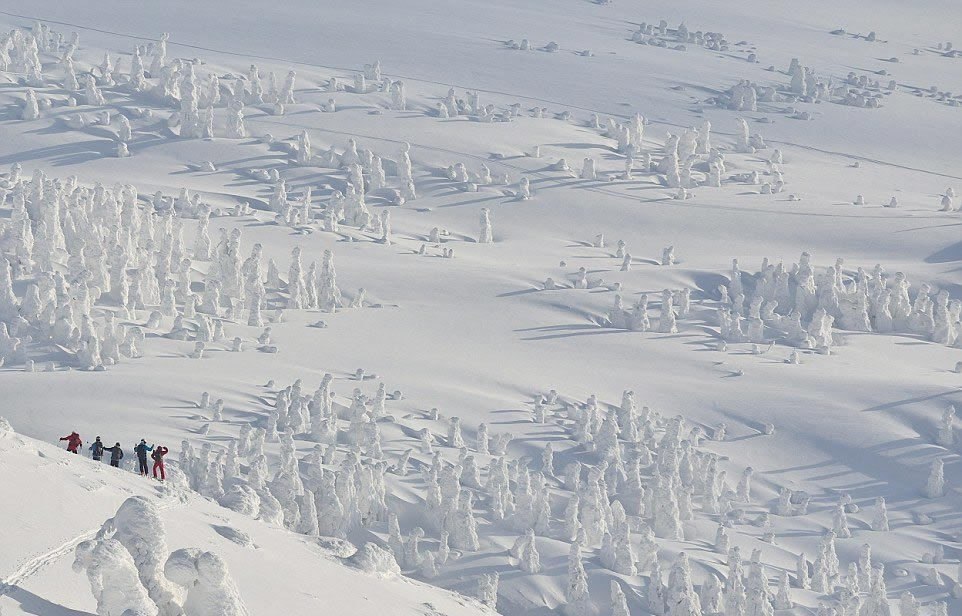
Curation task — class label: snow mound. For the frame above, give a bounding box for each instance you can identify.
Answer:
[212,525,255,549]
[345,543,402,577]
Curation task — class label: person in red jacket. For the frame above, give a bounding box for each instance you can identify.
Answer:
[151,445,169,480]
[59,431,83,454]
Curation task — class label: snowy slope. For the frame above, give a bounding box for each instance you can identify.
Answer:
[0,425,494,616]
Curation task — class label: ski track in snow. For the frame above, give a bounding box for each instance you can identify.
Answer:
[0,529,100,597]
[0,498,180,598]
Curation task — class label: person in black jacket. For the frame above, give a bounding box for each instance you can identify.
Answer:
[103,442,124,467]
[89,436,105,462]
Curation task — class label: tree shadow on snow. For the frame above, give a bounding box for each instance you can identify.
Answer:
[3,585,94,616]
[544,142,618,153]
[496,287,542,298]
[860,389,961,413]
[925,241,962,264]
[517,325,625,342]
[437,194,505,209]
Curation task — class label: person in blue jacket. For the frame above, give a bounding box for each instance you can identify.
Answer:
[134,439,153,476]
[89,436,105,462]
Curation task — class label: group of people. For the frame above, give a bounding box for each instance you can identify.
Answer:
[59,432,170,480]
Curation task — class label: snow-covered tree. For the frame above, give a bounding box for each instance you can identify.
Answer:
[280,70,296,105]
[653,476,683,540]
[937,405,955,447]
[448,416,465,448]
[165,548,249,616]
[226,101,247,139]
[517,529,541,573]
[899,592,920,616]
[390,80,406,110]
[21,88,40,120]
[662,246,675,266]
[287,247,306,309]
[650,558,667,616]
[478,572,499,609]
[871,497,889,531]
[565,540,593,616]
[833,503,852,538]
[774,570,793,609]
[478,208,493,244]
[860,565,891,616]
[699,575,723,615]
[611,580,631,616]
[73,537,159,616]
[666,552,702,616]
[449,491,480,550]
[519,177,532,200]
[658,290,678,333]
[737,466,754,503]
[580,158,597,180]
[925,458,945,498]
[97,496,182,616]
[84,73,106,105]
[318,250,343,313]
[795,552,810,590]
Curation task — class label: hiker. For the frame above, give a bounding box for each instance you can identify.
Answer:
[151,445,169,480]
[89,436,105,462]
[134,439,153,476]
[104,442,124,468]
[60,431,83,454]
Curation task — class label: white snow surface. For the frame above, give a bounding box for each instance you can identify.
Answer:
[0,0,961,614]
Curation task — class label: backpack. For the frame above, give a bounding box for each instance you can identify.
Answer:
[151,449,161,461]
